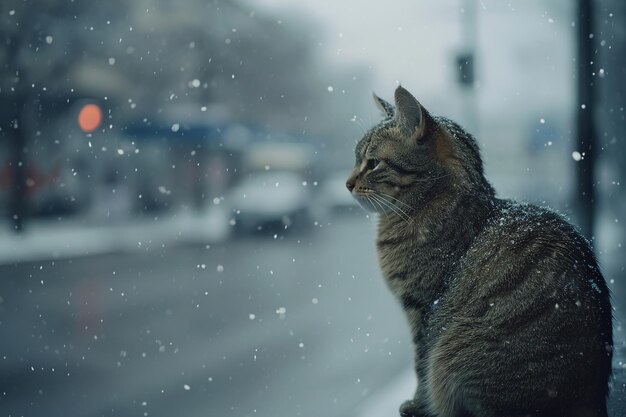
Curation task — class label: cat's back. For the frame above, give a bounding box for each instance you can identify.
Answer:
[468,199,595,271]
[472,199,603,280]
[446,199,611,318]
[424,199,613,415]
[434,199,612,376]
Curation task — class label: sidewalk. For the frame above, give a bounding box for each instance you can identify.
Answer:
[0,207,230,265]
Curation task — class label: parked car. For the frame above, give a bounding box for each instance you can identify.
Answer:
[226,171,311,233]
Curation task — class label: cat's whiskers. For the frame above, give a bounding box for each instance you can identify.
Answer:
[370,192,413,224]
[372,191,413,217]
[379,196,414,224]
[370,194,399,219]
[376,197,412,225]
[365,195,383,217]
[373,194,398,219]
[375,191,415,211]
[367,195,388,219]
[367,193,390,216]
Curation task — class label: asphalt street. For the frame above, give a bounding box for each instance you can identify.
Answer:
[1,212,625,417]
[0,214,412,417]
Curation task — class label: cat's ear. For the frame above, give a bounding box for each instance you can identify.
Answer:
[372,93,394,118]
[394,85,427,142]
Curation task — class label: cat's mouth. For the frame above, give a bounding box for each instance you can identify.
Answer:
[350,187,374,212]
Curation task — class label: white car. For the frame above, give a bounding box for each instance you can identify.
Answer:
[227,171,311,233]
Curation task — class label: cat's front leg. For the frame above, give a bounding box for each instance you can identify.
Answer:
[399,379,434,417]
[399,398,431,417]
[399,359,433,416]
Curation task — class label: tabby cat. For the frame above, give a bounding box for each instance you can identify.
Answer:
[346,86,613,417]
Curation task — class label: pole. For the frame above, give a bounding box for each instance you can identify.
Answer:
[9,109,27,232]
[3,28,28,232]
[460,0,479,136]
[575,0,596,239]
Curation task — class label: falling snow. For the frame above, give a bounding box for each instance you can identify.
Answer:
[1,2,625,416]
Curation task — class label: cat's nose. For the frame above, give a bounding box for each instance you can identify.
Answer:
[346,177,356,192]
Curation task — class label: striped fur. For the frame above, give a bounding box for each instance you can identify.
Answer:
[346,86,612,417]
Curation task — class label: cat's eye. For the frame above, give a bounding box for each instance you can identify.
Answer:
[366,159,380,171]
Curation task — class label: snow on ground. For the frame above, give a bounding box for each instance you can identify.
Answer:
[0,207,230,265]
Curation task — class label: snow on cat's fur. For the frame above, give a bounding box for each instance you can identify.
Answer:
[347,86,612,417]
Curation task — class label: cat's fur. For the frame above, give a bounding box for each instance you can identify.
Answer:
[346,86,613,417]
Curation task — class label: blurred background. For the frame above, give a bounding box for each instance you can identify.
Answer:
[1,0,625,416]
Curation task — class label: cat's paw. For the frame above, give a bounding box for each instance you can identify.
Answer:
[399,399,427,417]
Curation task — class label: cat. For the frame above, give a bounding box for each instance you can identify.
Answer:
[346,86,613,417]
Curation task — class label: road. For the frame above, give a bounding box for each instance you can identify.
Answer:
[1,211,625,417]
[0,214,413,417]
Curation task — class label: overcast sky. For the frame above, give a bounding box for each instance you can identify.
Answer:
[248,0,577,198]
[250,0,462,99]
[248,0,574,123]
